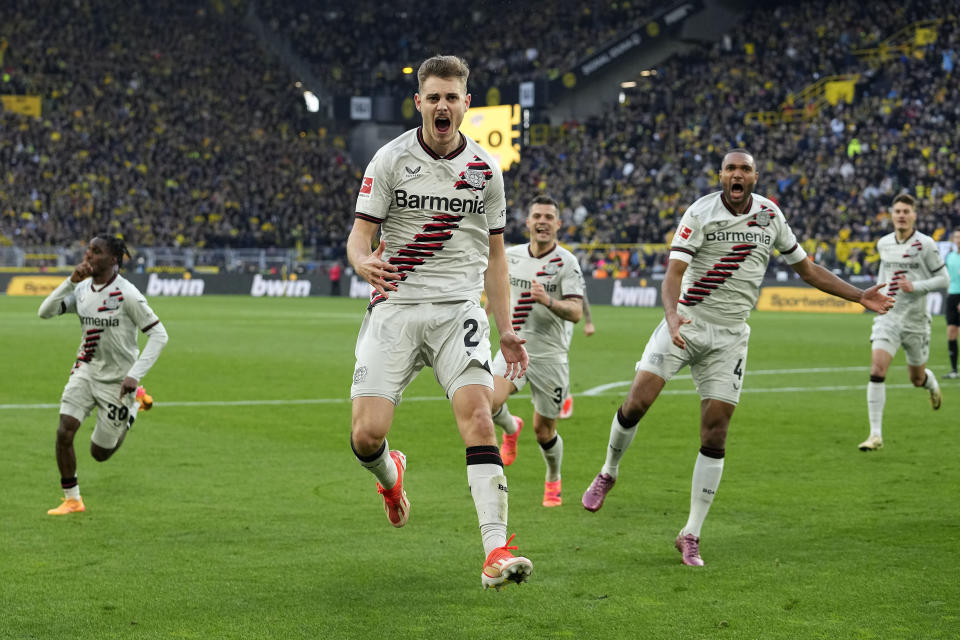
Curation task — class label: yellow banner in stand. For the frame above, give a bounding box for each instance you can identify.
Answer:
[1,95,42,118]
[757,287,864,313]
[7,276,66,296]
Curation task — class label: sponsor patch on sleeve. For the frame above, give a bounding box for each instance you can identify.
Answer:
[677,224,692,240]
[358,176,374,198]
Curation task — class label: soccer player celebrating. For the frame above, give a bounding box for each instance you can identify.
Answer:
[859,194,949,451]
[38,235,168,515]
[944,228,960,379]
[490,195,585,507]
[580,149,894,566]
[346,55,532,589]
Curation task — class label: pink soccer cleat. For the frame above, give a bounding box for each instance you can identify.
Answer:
[581,473,615,512]
[675,533,705,566]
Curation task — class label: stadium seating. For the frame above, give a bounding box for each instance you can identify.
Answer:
[1,0,957,278]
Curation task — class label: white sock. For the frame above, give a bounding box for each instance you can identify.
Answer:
[468,462,508,556]
[923,368,939,392]
[63,480,80,500]
[355,440,397,489]
[492,404,518,435]
[682,452,724,538]
[601,411,638,479]
[867,381,885,439]
[540,434,563,482]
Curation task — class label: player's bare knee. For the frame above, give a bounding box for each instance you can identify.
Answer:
[350,429,385,457]
[620,398,649,422]
[468,405,495,433]
[700,412,730,447]
[55,426,71,445]
[533,419,557,443]
[56,421,79,446]
[701,424,729,449]
[90,444,115,462]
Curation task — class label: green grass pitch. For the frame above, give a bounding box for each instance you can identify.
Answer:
[1,295,957,639]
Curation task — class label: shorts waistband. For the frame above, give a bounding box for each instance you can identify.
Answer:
[681,306,747,328]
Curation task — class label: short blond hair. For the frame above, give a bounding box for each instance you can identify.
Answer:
[417,55,469,93]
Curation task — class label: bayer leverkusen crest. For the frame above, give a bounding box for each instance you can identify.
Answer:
[455,156,493,192]
[752,212,771,228]
[464,169,486,189]
[749,208,776,228]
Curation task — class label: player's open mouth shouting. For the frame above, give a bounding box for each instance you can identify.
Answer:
[435,115,451,136]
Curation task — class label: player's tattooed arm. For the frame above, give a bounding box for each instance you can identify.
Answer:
[530,280,582,322]
[347,219,401,298]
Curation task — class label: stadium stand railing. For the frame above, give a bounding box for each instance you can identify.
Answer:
[744,74,862,126]
[852,17,950,64]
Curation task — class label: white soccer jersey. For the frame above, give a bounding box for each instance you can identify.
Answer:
[670,192,807,324]
[506,243,585,362]
[40,274,161,383]
[875,230,948,326]
[354,127,507,306]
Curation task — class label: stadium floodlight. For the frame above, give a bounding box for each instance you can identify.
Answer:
[621,81,637,89]
[303,91,320,113]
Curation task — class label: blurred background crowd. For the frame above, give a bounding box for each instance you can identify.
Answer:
[1,0,958,278]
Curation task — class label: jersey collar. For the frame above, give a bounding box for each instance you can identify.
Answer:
[721,192,753,216]
[528,242,557,259]
[894,229,917,244]
[416,127,467,160]
[91,272,118,292]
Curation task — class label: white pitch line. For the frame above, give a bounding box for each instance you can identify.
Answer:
[581,365,869,396]
[0,364,921,411]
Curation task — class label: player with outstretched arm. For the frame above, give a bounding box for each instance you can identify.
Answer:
[38,235,168,515]
[580,149,893,566]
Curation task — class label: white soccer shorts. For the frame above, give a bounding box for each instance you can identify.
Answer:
[870,315,930,366]
[492,351,569,419]
[351,300,494,405]
[636,315,751,405]
[60,372,139,448]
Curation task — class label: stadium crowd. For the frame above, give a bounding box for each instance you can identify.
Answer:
[0,0,356,257]
[255,0,659,96]
[504,0,959,275]
[1,0,958,278]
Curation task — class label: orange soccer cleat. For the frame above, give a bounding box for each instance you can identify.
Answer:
[376,450,409,527]
[499,417,523,466]
[481,534,533,590]
[542,480,562,507]
[47,496,86,515]
[136,386,153,411]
